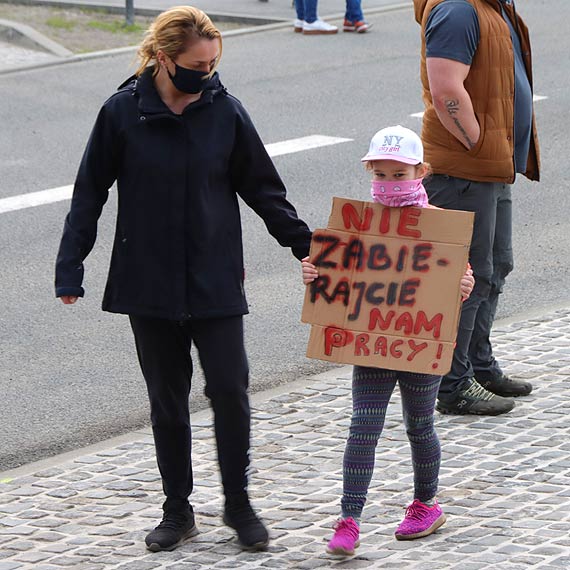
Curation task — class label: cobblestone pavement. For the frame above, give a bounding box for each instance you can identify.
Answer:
[1,308,570,569]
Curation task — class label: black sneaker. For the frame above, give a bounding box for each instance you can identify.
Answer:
[475,373,532,397]
[436,379,515,416]
[145,505,198,552]
[223,495,269,551]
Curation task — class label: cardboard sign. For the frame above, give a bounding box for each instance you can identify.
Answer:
[301,198,474,374]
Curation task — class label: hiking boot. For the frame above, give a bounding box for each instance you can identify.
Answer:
[475,373,532,397]
[302,19,338,35]
[326,517,360,556]
[343,19,371,33]
[223,495,269,551]
[436,379,515,415]
[395,499,446,540]
[145,505,198,552]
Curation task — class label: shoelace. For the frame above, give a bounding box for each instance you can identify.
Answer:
[462,380,494,401]
[403,502,430,522]
[333,518,359,539]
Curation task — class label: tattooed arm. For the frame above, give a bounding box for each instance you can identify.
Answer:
[426,57,480,150]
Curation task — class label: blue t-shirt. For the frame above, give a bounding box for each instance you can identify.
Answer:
[425,0,532,173]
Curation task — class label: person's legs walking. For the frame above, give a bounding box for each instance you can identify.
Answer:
[345,0,364,23]
[191,316,250,497]
[303,0,318,23]
[297,0,338,34]
[328,366,397,555]
[469,185,532,396]
[129,315,197,551]
[400,373,442,502]
[295,0,317,23]
[190,316,268,551]
[344,0,369,32]
[394,372,446,539]
[341,367,397,519]
[293,0,306,31]
[469,183,512,380]
[425,175,515,415]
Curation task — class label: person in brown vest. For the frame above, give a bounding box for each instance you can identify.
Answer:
[413,0,540,415]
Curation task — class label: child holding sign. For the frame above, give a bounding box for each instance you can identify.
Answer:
[301,126,474,555]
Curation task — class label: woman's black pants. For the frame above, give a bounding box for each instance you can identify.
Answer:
[129,315,250,509]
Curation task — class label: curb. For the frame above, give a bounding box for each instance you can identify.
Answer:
[0,17,73,57]
[0,22,293,75]
[0,364,350,481]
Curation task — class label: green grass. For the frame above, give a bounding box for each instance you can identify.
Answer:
[46,16,75,30]
[87,20,144,34]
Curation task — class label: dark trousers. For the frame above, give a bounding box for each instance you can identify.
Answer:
[129,315,251,509]
[425,175,513,398]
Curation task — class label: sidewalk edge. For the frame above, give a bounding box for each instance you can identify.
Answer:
[0,17,73,56]
[3,299,569,480]
[0,365,350,481]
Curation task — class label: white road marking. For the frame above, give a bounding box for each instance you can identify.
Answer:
[410,94,548,119]
[0,135,353,215]
[265,135,353,157]
[0,185,73,215]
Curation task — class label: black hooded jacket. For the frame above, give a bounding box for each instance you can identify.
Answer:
[55,69,312,320]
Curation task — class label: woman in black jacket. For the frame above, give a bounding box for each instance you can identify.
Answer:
[55,6,312,553]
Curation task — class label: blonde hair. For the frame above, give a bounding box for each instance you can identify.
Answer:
[136,6,222,77]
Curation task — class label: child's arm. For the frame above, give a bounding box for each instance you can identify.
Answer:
[460,266,475,301]
[301,256,319,285]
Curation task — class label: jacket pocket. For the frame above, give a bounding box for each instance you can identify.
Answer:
[465,114,485,157]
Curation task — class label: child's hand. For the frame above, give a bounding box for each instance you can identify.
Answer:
[460,267,475,301]
[301,256,318,285]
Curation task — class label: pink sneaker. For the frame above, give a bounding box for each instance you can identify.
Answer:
[395,499,446,540]
[326,517,360,555]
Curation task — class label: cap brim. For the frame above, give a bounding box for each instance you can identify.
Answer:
[360,153,420,165]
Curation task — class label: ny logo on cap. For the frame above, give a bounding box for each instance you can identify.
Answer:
[383,135,404,146]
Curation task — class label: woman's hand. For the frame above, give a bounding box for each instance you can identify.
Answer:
[301,256,318,285]
[60,296,79,305]
[460,267,475,301]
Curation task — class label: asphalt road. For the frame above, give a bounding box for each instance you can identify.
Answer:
[1,0,569,471]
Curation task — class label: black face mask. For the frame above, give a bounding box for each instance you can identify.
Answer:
[167,63,211,94]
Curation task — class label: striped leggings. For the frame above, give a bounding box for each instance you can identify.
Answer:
[341,366,442,520]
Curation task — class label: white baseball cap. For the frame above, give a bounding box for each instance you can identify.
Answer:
[361,125,423,165]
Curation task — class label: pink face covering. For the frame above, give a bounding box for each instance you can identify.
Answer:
[370,178,429,208]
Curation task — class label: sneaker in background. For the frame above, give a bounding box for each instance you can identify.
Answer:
[326,517,360,556]
[475,372,532,397]
[395,499,446,540]
[294,18,304,33]
[302,19,338,35]
[343,19,371,33]
[436,378,515,415]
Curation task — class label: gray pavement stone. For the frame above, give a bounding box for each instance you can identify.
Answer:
[2,308,570,568]
[0,562,24,570]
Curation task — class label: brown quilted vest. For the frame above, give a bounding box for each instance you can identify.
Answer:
[414,0,540,183]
